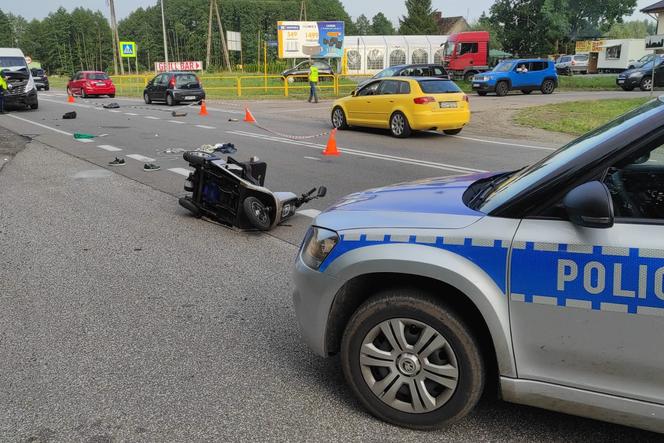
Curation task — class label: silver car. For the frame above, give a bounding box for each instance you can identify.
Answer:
[293,97,664,432]
[555,54,589,75]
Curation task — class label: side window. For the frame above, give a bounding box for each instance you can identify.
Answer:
[398,81,411,94]
[457,42,478,56]
[357,81,380,96]
[433,67,446,76]
[420,66,433,76]
[403,67,424,76]
[604,144,664,220]
[378,80,400,95]
[605,46,621,60]
[529,62,546,72]
[74,73,83,80]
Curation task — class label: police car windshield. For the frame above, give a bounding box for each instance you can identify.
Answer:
[476,98,664,213]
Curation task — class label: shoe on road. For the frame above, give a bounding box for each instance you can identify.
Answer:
[143,163,161,171]
[108,157,126,166]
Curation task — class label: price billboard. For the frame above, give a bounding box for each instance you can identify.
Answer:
[277,21,344,58]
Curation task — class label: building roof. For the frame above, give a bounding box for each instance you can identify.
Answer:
[435,15,469,35]
[642,1,664,13]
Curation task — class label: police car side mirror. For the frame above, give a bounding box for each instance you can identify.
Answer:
[563,181,614,229]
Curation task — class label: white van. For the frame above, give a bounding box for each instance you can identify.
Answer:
[0,47,38,110]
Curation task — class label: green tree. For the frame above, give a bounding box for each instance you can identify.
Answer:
[354,14,371,35]
[468,13,503,51]
[606,19,655,39]
[567,0,638,39]
[0,10,13,46]
[371,12,395,35]
[399,0,437,35]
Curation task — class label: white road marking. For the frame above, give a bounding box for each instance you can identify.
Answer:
[97,145,122,152]
[168,168,192,176]
[297,209,321,218]
[195,124,216,129]
[76,139,94,143]
[127,154,156,162]
[108,110,122,113]
[303,156,320,161]
[144,116,160,120]
[205,106,244,115]
[168,120,186,124]
[227,130,485,174]
[266,106,329,113]
[124,112,139,116]
[5,114,73,136]
[451,135,556,151]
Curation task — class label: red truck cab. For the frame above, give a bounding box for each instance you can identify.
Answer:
[443,31,490,81]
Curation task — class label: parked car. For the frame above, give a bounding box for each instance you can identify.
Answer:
[555,54,589,75]
[627,53,657,70]
[281,60,334,83]
[143,71,205,106]
[357,64,450,89]
[294,96,664,434]
[331,77,470,138]
[472,59,558,96]
[30,68,49,91]
[616,56,664,91]
[67,71,115,98]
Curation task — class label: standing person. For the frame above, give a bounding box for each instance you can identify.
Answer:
[0,70,7,114]
[308,60,319,103]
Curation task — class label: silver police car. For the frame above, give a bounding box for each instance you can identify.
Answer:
[293,98,664,432]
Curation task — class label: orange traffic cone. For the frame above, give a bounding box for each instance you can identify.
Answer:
[243,107,257,123]
[322,129,340,156]
[199,100,208,116]
[67,94,75,103]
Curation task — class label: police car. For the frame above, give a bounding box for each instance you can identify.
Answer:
[293,97,664,432]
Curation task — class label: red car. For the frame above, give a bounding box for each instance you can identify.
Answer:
[67,71,116,98]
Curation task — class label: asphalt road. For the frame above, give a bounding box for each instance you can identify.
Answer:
[0,91,661,441]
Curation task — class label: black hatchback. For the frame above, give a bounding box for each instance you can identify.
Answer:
[143,71,206,106]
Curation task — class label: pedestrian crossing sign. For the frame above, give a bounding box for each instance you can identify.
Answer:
[120,41,136,58]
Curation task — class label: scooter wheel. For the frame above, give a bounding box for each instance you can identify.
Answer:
[178,197,202,218]
[243,196,272,231]
[183,150,214,166]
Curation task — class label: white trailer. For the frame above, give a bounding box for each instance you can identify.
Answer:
[597,39,649,73]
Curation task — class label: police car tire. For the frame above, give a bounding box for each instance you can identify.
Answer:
[341,291,485,430]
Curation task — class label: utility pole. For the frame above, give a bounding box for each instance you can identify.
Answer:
[108,0,123,75]
[213,0,232,71]
[160,0,169,66]
[206,0,213,69]
[299,0,307,21]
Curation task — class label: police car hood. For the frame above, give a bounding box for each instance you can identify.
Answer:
[316,173,491,231]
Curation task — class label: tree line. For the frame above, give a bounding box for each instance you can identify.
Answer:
[0,0,654,75]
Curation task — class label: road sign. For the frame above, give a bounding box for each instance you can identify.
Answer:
[25,56,32,64]
[154,61,203,72]
[227,31,242,52]
[120,41,137,58]
[267,40,278,47]
[646,35,664,50]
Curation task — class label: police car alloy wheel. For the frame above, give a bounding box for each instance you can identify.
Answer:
[341,291,485,430]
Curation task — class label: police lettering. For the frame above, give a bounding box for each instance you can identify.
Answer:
[557,259,664,300]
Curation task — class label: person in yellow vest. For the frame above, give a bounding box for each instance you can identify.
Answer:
[0,69,7,114]
[308,61,319,103]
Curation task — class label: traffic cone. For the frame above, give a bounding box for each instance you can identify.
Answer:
[67,94,75,103]
[243,107,257,123]
[199,100,208,116]
[322,129,340,156]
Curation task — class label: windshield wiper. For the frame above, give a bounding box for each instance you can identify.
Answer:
[469,168,524,209]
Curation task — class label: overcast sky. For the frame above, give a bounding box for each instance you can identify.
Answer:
[0,0,654,25]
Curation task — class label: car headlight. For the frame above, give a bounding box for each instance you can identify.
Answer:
[300,226,339,270]
[27,76,35,91]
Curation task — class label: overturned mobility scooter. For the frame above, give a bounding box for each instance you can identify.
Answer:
[178,150,326,230]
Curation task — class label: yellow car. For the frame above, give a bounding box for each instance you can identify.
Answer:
[331,77,470,138]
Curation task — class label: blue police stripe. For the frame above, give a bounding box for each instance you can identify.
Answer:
[320,234,508,292]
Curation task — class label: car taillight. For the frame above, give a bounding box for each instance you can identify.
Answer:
[463,94,469,102]
[169,76,175,88]
[413,96,435,104]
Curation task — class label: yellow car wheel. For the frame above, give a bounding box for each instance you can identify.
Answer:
[390,112,411,138]
[332,107,349,130]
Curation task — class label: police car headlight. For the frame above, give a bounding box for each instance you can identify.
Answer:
[301,226,338,270]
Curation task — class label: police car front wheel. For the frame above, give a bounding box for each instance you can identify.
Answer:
[341,290,485,430]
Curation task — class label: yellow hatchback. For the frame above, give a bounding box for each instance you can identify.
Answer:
[331,77,470,138]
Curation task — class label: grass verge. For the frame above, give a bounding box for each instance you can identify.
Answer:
[514,98,650,135]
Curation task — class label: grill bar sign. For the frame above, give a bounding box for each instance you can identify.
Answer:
[154,61,203,72]
[646,35,664,50]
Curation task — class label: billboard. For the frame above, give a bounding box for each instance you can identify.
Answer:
[227,31,242,52]
[154,61,203,72]
[277,21,344,58]
[646,34,664,50]
[575,40,604,53]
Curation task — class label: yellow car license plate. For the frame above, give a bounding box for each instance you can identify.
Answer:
[439,102,458,108]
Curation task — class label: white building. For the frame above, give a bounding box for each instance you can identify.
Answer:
[343,35,449,75]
